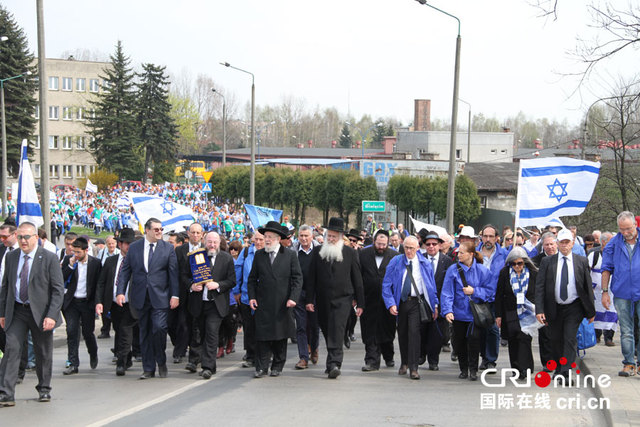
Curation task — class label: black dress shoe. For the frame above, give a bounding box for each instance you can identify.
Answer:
[269,370,281,377]
[428,364,439,371]
[0,394,15,407]
[139,371,155,380]
[63,366,78,375]
[398,365,408,376]
[385,360,395,368]
[185,362,197,373]
[254,370,267,378]
[458,371,468,379]
[90,353,98,370]
[350,334,356,342]
[479,360,489,370]
[158,365,168,378]
[451,352,458,362]
[116,365,126,376]
[361,364,379,372]
[410,370,420,380]
[173,356,183,364]
[469,371,478,381]
[38,392,51,402]
[418,356,427,366]
[201,369,213,379]
[97,333,110,339]
[344,336,351,349]
[328,366,341,379]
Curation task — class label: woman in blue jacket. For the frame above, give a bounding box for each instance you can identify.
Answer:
[441,242,494,381]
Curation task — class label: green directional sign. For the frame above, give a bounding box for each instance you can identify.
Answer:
[362,200,386,212]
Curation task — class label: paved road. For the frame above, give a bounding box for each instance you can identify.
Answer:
[0,327,606,426]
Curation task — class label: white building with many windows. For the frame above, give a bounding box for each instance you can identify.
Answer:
[30,57,109,187]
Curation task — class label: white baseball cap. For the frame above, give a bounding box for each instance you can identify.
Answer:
[556,228,573,242]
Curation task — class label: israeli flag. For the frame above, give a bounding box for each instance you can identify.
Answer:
[244,204,283,230]
[127,192,195,233]
[515,157,600,227]
[16,139,44,227]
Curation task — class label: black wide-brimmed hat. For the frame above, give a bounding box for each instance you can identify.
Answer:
[258,221,288,239]
[345,228,363,240]
[423,230,443,243]
[281,225,294,238]
[117,228,136,243]
[323,217,345,233]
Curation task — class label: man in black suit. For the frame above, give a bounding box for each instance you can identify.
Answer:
[420,230,454,370]
[359,230,398,371]
[535,228,595,380]
[0,222,65,405]
[116,218,179,379]
[187,231,235,379]
[248,221,303,378]
[306,217,365,379]
[95,228,138,376]
[176,223,204,372]
[61,237,102,374]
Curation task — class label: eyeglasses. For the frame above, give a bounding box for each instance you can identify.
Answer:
[425,242,438,247]
[152,227,164,232]
[511,261,524,267]
[0,235,8,240]
[349,238,358,243]
[17,234,34,240]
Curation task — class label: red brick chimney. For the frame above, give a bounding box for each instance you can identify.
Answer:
[382,136,396,155]
[414,99,431,131]
[307,139,313,148]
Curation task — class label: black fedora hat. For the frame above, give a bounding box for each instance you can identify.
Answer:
[117,228,136,243]
[258,221,288,239]
[345,228,363,241]
[323,217,345,233]
[424,230,443,243]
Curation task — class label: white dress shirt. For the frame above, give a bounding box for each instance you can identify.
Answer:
[15,246,38,304]
[143,238,156,272]
[203,253,216,301]
[555,253,578,304]
[74,259,89,298]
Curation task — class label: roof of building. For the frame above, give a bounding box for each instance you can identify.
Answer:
[465,163,520,192]
[515,146,640,162]
[212,147,384,158]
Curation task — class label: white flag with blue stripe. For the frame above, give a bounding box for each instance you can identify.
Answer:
[515,157,600,227]
[127,192,195,233]
[16,139,44,227]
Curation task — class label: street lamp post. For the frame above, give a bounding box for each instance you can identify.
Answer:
[415,0,461,234]
[345,121,383,161]
[459,98,471,163]
[220,62,255,204]
[211,88,227,167]
[1,72,29,217]
[256,121,276,161]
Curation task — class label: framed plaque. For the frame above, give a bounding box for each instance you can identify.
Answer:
[188,248,212,286]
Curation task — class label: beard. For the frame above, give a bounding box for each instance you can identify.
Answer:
[319,238,344,262]
[264,241,279,253]
[375,246,387,255]
[207,248,219,257]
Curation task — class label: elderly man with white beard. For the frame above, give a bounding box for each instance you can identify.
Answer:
[248,221,303,378]
[306,217,365,379]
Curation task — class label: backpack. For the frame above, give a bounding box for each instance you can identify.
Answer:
[576,318,597,358]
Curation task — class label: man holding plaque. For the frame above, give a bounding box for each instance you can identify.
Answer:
[248,221,303,378]
[187,232,235,379]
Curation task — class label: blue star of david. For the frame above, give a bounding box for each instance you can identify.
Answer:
[547,178,568,202]
[161,200,176,215]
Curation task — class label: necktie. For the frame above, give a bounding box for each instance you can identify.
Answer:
[560,256,569,302]
[269,252,276,265]
[19,254,29,303]
[430,256,437,273]
[401,261,412,302]
[148,243,155,269]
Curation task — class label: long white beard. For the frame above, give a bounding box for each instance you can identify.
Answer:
[319,239,344,263]
[264,242,278,253]
[207,248,219,257]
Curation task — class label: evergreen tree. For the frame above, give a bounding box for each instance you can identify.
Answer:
[0,6,38,176]
[87,41,142,180]
[339,124,352,148]
[372,120,386,146]
[136,63,177,181]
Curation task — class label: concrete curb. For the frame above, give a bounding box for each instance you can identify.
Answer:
[579,356,614,427]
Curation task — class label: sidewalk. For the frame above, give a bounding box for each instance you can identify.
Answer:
[579,339,640,427]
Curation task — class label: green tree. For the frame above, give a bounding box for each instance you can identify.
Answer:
[169,94,200,155]
[151,160,175,184]
[343,174,379,228]
[371,119,386,147]
[453,174,482,226]
[136,63,178,181]
[87,41,143,179]
[0,6,38,177]
[311,169,332,224]
[339,124,352,148]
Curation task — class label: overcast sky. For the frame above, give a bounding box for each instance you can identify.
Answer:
[3,0,634,127]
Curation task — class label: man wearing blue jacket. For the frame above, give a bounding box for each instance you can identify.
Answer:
[602,211,640,377]
[382,236,439,380]
[233,231,264,368]
[477,225,506,371]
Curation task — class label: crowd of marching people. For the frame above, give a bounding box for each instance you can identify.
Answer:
[0,188,638,405]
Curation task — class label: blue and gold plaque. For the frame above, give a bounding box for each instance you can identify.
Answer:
[188,248,212,286]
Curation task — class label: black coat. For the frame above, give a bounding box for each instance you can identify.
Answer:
[61,255,102,310]
[535,253,596,321]
[187,250,236,318]
[359,246,398,344]
[247,245,303,341]
[306,245,365,348]
[495,266,537,339]
[95,254,118,311]
[430,252,454,296]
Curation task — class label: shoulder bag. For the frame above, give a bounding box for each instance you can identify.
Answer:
[457,262,495,328]
[406,263,433,323]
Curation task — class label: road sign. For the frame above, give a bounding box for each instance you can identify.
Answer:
[362,200,386,212]
[184,170,194,179]
[202,171,213,182]
[202,183,212,193]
